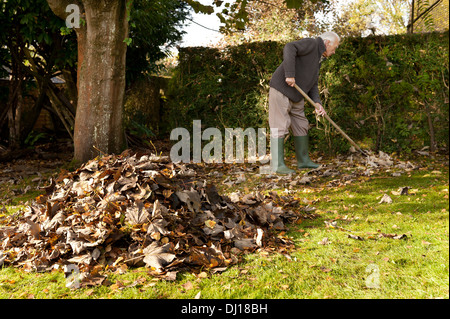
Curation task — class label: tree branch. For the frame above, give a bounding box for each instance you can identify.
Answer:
[408,0,442,28]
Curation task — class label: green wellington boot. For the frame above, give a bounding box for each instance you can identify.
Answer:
[271,137,295,174]
[294,135,320,169]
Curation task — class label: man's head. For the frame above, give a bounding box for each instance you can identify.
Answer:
[319,31,340,57]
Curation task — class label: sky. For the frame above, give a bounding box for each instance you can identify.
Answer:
[179,1,226,47]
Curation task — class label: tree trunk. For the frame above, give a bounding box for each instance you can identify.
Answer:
[425,102,436,152]
[62,68,78,107]
[47,0,129,163]
[6,53,24,149]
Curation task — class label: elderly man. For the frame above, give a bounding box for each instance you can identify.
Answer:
[269,31,340,174]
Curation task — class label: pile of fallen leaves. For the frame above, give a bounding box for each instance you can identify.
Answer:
[0,151,306,286]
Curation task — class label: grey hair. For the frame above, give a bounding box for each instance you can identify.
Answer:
[319,31,340,45]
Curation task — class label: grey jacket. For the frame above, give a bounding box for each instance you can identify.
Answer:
[269,37,326,104]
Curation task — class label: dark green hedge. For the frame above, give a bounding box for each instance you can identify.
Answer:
[165,32,449,154]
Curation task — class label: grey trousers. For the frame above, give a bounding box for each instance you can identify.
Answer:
[269,87,309,138]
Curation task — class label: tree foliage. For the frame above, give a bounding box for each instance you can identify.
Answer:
[183,0,330,33]
[125,0,191,85]
[217,0,331,45]
[0,0,191,150]
[332,0,410,37]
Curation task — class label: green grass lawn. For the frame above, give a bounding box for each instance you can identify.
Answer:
[0,154,448,299]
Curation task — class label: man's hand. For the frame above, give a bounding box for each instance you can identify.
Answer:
[315,103,326,117]
[285,77,295,87]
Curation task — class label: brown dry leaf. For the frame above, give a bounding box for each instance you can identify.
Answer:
[164,271,178,281]
[197,272,208,279]
[175,190,201,213]
[110,281,124,291]
[163,189,174,198]
[24,218,40,239]
[147,219,170,236]
[80,274,107,288]
[125,202,149,226]
[187,246,226,268]
[151,232,161,241]
[348,234,364,241]
[378,233,408,240]
[142,242,176,272]
[234,238,257,250]
[182,281,194,290]
[85,289,95,296]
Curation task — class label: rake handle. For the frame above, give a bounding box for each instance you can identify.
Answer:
[293,84,365,154]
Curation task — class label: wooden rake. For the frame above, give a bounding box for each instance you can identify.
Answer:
[293,84,369,157]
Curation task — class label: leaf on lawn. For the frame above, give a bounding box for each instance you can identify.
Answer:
[187,246,226,268]
[182,281,194,290]
[347,234,364,241]
[320,267,332,273]
[400,186,410,195]
[234,238,257,250]
[298,176,312,185]
[324,220,337,228]
[80,274,107,288]
[318,237,330,245]
[164,271,178,281]
[378,233,408,240]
